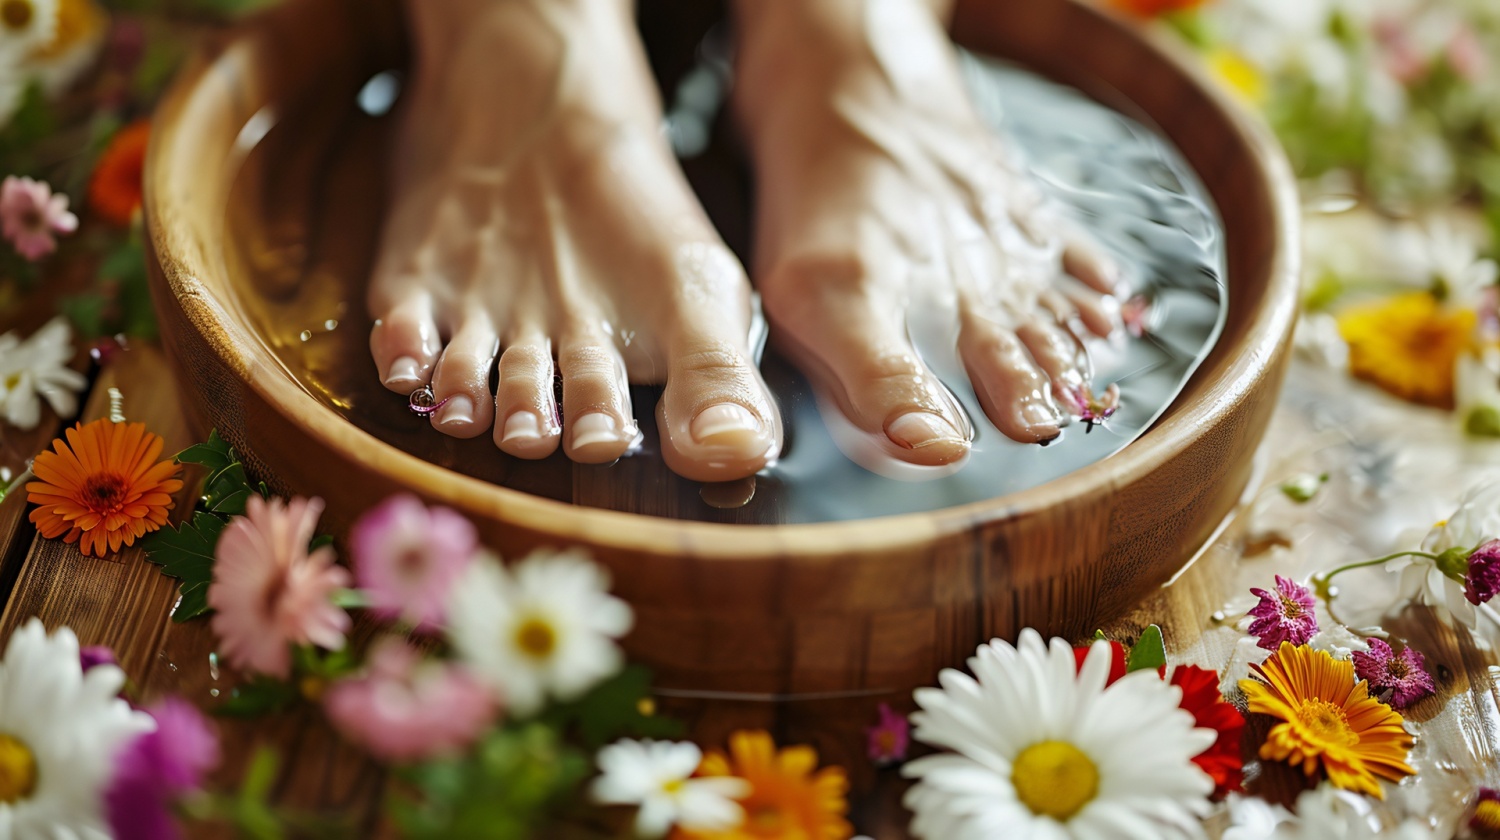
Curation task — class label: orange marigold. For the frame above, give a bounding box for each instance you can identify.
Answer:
[26,418,183,557]
[675,730,851,840]
[88,121,150,227]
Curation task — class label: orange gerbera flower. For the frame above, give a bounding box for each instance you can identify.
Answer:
[675,730,851,840]
[26,419,183,557]
[88,121,150,227]
[1337,292,1476,408]
[1240,642,1415,799]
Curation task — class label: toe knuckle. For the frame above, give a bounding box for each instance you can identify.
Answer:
[560,345,619,380]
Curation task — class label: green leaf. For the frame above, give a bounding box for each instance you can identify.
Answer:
[216,678,299,718]
[390,724,591,840]
[538,665,682,749]
[1125,625,1167,673]
[142,511,226,622]
[177,429,237,472]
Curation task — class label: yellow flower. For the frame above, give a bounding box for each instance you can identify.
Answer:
[1337,292,1476,408]
[1208,48,1266,107]
[1240,643,1415,799]
[675,730,851,840]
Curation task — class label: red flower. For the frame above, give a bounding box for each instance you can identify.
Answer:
[1072,640,1128,684]
[1171,665,1245,797]
[1075,644,1244,798]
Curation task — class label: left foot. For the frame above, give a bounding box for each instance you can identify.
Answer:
[733,0,1123,465]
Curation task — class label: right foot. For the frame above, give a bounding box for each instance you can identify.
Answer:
[734,0,1125,466]
[369,0,782,483]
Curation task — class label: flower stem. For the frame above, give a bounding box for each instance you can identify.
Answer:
[1314,551,1440,599]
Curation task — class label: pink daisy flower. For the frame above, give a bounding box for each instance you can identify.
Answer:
[1352,639,1435,710]
[350,494,477,629]
[1246,575,1319,650]
[1,176,79,261]
[324,638,497,762]
[1465,539,1500,606]
[866,702,910,766]
[208,495,351,678]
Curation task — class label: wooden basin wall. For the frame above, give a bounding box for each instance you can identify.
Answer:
[144,0,1298,722]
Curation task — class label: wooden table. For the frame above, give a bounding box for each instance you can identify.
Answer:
[2,329,1498,836]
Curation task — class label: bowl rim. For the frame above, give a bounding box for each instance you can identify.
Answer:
[144,0,1300,560]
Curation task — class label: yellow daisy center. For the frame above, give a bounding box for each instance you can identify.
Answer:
[0,734,38,804]
[1294,698,1357,749]
[514,616,557,660]
[0,0,33,30]
[1012,740,1099,821]
[2,372,20,391]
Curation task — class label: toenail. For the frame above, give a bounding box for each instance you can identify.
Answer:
[385,356,422,387]
[501,411,542,442]
[887,412,965,450]
[571,412,622,450]
[436,395,474,427]
[1024,402,1065,427]
[691,403,760,444]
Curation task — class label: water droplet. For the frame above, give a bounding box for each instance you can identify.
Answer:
[299,330,313,342]
[323,319,339,332]
[208,652,220,682]
[157,651,178,672]
[356,71,402,116]
[1211,610,1226,623]
[209,688,220,697]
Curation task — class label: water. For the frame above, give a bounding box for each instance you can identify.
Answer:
[224,54,1224,525]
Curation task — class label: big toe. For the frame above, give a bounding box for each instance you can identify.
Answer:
[767,257,971,467]
[658,332,782,483]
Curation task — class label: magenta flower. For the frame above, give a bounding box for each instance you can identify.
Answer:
[351,494,477,629]
[105,697,220,840]
[0,176,79,260]
[866,703,910,766]
[324,638,497,762]
[1352,639,1435,710]
[1247,575,1319,650]
[208,495,351,678]
[81,645,118,671]
[1465,540,1500,606]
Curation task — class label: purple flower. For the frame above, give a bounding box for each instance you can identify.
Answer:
[1465,540,1500,606]
[1247,575,1319,650]
[866,703,910,765]
[81,645,118,671]
[105,697,220,840]
[1352,639,1435,710]
[351,494,478,629]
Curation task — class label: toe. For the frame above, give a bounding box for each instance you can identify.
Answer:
[1016,319,1091,413]
[559,336,637,464]
[370,292,442,393]
[658,331,782,482]
[1061,229,1123,297]
[767,256,970,466]
[495,333,562,458]
[429,316,500,438]
[959,310,1064,443]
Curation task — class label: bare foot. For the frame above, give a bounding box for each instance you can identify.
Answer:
[368,0,781,482]
[734,0,1123,466]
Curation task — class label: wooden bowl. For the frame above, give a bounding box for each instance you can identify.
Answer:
[144,0,1297,747]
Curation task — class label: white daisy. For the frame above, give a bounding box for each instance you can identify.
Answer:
[1386,481,1500,627]
[1271,784,1437,839]
[1457,349,1500,438]
[902,630,1215,840]
[0,316,87,430]
[590,739,748,837]
[446,549,633,717]
[0,0,58,62]
[0,618,153,838]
